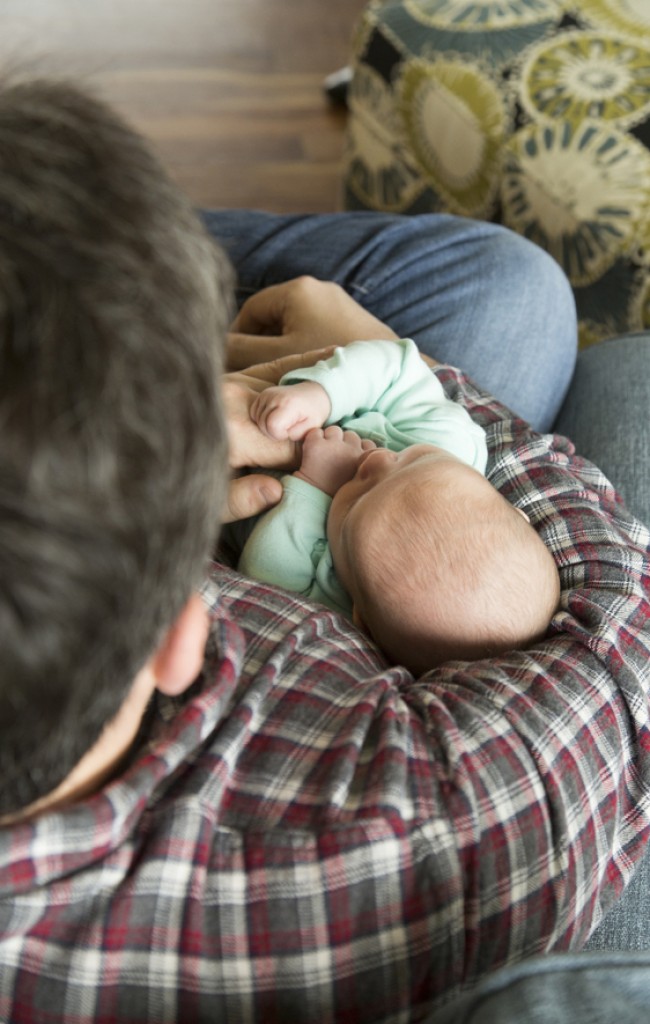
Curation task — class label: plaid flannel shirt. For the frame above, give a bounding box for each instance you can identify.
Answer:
[2,366,650,1024]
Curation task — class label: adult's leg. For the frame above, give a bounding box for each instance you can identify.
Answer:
[204,210,577,431]
[555,331,650,950]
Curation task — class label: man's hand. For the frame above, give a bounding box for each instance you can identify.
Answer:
[226,346,336,394]
[223,379,298,473]
[251,381,332,441]
[227,277,398,371]
[222,349,335,524]
[296,426,376,498]
[224,470,284,525]
[221,280,402,524]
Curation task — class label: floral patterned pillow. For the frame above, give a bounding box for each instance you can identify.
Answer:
[342,0,650,346]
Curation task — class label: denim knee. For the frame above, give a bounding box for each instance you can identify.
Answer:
[359,215,579,430]
[482,225,577,349]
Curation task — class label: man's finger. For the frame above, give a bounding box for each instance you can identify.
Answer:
[231,283,288,337]
[223,474,283,524]
[226,344,335,386]
[420,352,439,368]
[227,333,289,372]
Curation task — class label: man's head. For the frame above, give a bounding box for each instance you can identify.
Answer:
[328,444,560,674]
[0,78,232,816]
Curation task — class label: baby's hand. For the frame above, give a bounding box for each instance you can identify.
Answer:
[250,381,331,440]
[296,426,376,497]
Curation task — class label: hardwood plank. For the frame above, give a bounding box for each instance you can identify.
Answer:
[0,0,366,211]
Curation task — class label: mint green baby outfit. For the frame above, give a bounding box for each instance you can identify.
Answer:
[238,339,487,615]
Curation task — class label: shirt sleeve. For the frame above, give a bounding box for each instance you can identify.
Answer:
[281,338,488,471]
[237,475,350,614]
[203,364,650,1010]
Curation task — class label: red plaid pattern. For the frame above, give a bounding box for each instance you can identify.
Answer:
[1,367,650,1023]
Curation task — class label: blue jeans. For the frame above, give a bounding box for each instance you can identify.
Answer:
[205,210,650,1009]
[204,209,577,432]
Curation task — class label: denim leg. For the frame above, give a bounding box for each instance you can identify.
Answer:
[203,210,577,431]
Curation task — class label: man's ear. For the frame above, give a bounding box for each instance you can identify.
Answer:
[150,592,210,696]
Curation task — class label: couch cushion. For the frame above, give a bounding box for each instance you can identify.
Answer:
[343,1,650,346]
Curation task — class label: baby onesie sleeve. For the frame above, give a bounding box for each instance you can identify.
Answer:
[238,475,351,615]
[281,338,488,472]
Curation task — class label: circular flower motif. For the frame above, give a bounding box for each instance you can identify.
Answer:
[344,63,425,212]
[501,119,650,286]
[578,0,650,40]
[398,57,506,216]
[520,32,650,128]
[404,0,560,29]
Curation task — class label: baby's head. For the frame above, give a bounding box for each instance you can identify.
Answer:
[327,444,559,675]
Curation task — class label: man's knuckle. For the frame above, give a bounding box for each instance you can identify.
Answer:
[293,274,318,291]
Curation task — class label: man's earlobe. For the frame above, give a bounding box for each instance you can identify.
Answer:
[151,593,210,696]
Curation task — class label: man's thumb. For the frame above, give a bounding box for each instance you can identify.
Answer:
[223,474,283,524]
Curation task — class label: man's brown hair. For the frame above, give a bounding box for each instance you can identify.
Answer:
[0,78,232,814]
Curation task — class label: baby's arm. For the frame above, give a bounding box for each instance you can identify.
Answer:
[296,427,376,497]
[238,427,374,610]
[251,380,331,440]
[278,339,487,471]
[238,474,331,597]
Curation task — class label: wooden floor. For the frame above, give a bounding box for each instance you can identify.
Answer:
[1,0,367,212]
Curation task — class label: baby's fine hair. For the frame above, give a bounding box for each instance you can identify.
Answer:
[354,464,560,674]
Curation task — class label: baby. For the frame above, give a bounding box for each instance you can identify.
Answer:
[238,339,559,674]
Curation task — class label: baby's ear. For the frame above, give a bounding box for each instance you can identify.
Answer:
[515,507,531,523]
